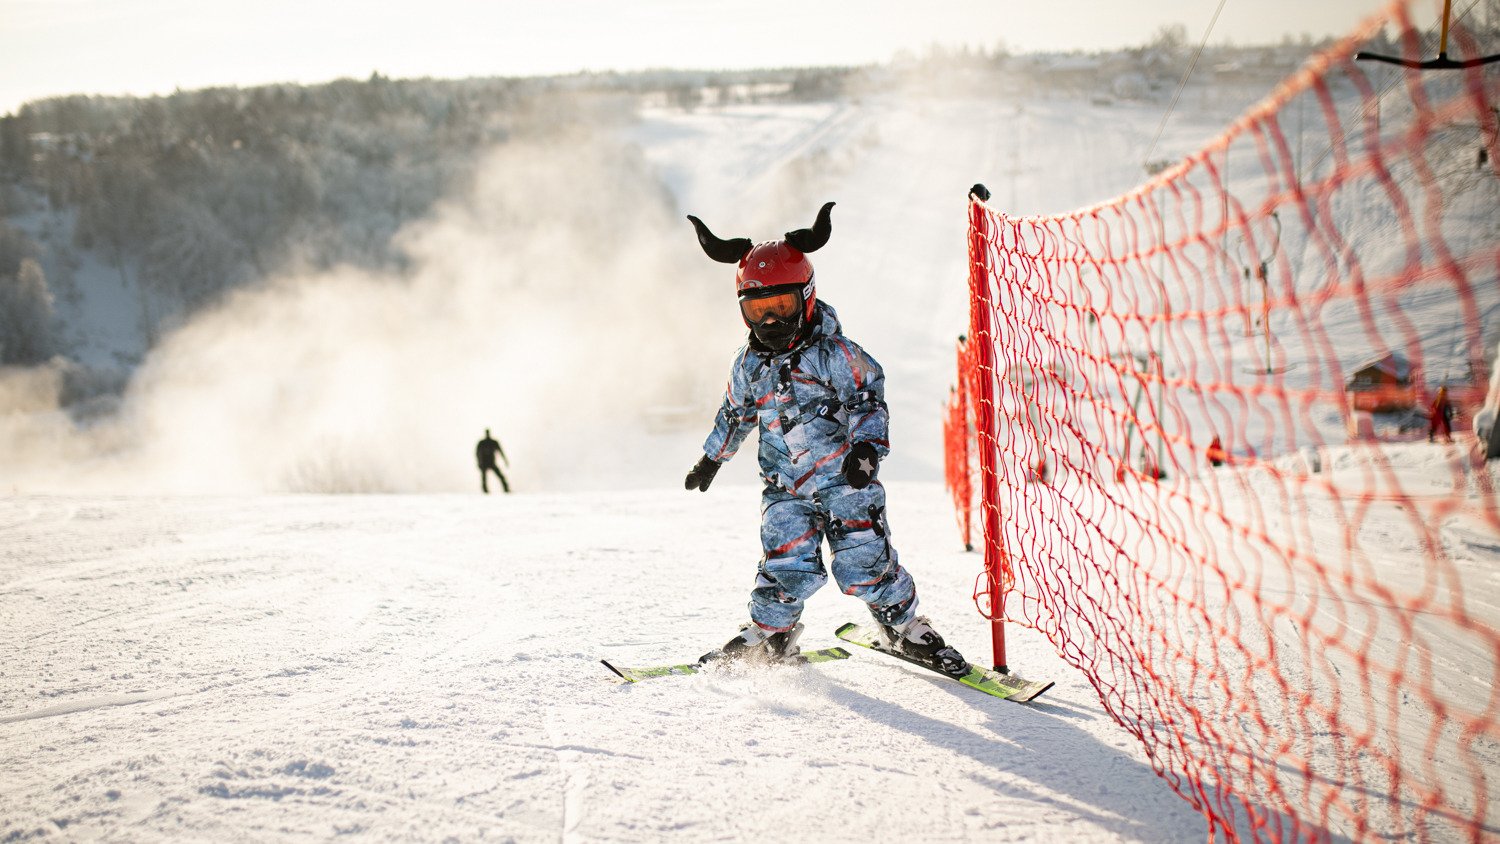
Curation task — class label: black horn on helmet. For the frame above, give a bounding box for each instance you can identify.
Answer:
[687,202,837,351]
[783,201,835,253]
[686,215,753,264]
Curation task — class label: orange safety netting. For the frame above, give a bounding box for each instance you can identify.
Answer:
[947,2,1500,841]
[943,336,975,552]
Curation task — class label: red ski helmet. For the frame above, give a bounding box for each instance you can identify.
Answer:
[686,201,835,329]
[735,241,816,323]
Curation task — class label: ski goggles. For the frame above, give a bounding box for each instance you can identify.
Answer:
[739,289,802,324]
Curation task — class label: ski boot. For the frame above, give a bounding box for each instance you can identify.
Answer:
[699,622,804,666]
[880,616,970,679]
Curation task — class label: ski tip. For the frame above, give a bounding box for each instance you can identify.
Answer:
[600,659,635,683]
[1016,681,1056,703]
[988,673,1055,703]
[833,622,858,637]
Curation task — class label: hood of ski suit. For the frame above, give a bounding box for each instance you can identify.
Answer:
[702,302,891,497]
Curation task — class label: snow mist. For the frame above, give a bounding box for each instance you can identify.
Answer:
[1,133,744,493]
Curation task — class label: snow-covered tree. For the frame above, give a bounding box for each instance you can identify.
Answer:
[0,257,56,365]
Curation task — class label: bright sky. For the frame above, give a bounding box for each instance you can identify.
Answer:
[2,0,1399,114]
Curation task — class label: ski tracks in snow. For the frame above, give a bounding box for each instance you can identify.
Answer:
[2,489,1207,841]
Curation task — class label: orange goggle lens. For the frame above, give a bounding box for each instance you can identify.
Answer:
[739,290,802,323]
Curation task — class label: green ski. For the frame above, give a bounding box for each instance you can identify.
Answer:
[835,622,1053,703]
[602,646,852,684]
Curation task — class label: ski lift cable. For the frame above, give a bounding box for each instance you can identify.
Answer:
[1143,0,1233,168]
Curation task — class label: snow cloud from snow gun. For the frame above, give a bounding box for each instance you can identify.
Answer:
[0,131,741,493]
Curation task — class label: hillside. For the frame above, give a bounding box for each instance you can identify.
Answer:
[0,47,1323,495]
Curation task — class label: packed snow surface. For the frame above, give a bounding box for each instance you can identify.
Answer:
[1,484,1209,842]
[7,451,1490,841]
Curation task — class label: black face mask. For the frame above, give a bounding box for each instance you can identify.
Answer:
[751,315,804,350]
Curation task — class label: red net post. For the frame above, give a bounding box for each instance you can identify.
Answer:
[967,194,1011,672]
[943,336,974,551]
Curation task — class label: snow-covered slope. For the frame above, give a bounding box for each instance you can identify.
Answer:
[0,484,1208,842]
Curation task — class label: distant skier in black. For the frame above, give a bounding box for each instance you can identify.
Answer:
[476,429,510,494]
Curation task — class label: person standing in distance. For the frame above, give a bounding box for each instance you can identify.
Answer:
[1429,386,1455,444]
[476,429,510,494]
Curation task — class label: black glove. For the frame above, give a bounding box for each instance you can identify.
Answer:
[969,183,991,202]
[684,455,721,492]
[842,442,880,490]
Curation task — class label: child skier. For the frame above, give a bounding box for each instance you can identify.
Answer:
[683,202,970,679]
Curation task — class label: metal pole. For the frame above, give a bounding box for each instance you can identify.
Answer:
[1440,0,1454,59]
[1263,272,1273,371]
[1154,192,1169,476]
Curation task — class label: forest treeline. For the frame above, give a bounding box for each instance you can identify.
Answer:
[0,28,1372,375]
[0,65,869,370]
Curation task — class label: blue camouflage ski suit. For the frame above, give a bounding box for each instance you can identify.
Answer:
[702,301,919,633]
